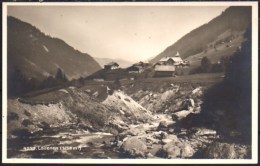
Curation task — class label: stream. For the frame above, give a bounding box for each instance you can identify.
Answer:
[8,129,121,158]
[8,113,174,158]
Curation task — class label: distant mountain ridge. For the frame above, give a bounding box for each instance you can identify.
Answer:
[150,6,251,63]
[7,16,101,81]
[94,57,133,68]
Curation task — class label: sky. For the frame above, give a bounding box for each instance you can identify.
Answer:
[7,5,228,62]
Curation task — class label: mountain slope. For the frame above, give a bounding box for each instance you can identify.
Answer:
[7,16,101,81]
[150,6,251,63]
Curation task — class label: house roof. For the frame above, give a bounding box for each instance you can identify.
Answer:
[159,56,183,63]
[155,65,175,72]
[134,61,144,66]
[133,61,149,67]
[127,65,143,71]
[105,62,119,66]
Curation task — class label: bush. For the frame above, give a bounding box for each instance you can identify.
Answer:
[22,119,33,127]
[112,78,121,90]
[201,57,212,72]
[7,112,19,123]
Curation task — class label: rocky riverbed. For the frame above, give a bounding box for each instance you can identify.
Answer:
[7,77,251,159]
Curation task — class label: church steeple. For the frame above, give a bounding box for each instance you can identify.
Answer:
[175,51,180,57]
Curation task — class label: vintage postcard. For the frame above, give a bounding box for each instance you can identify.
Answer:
[2,1,258,164]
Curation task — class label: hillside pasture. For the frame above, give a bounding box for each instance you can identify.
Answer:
[186,34,244,64]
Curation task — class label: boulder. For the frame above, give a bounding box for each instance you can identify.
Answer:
[157,121,169,131]
[84,89,92,94]
[164,109,169,113]
[161,136,182,158]
[121,125,146,136]
[162,139,172,144]
[181,143,195,158]
[148,144,162,156]
[202,142,237,159]
[119,110,125,115]
[117,141,123,147]
[163,145,181,158]
[144,135,160,144]
[173,98,195,113]
[169,129,174,133]
[172,110,192,121]
[152,131,170,140]
[193,106,201,114]
[59,89,69,94]
[152,131,164,139]
[144,95,150,101]
[92,91,99,98]
[121,136,147,157]
[165,134,179,142]
[236,146,250,159]
[162,139,195,158]
[192,87,203,96]
[194,128,217,136]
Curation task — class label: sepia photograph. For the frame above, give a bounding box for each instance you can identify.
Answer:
[2,1,258,164]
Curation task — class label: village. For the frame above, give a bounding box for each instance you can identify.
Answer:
[90,51,190,82]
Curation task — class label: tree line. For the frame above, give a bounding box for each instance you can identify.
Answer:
[8,67,69,97]
[190,56,231,74]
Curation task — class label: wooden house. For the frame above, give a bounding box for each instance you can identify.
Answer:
[127,61,149,73]
[127,66,143,73]
[159,52,183,66]
[154,65,176,77]
[104,62,119,70]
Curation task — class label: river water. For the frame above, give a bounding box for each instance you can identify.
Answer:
[8,128,122,158]
[8,113,173,159]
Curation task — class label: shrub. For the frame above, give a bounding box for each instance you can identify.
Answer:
[201,57,212,72]
[22,119,33,127]
[7,112,19,123]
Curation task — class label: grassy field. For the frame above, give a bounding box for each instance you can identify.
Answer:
[21,72,224,103]
[123,73,223,83]
[20,88,69,104]
[121,73,224,94]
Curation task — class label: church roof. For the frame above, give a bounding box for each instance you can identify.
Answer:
[159,56,183,63]
[159,51,182,62]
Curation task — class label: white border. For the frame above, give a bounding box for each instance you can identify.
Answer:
[2,1,259,6]
[2,1,258,164]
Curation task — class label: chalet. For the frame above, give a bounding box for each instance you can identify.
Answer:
[154,65,176,77]
[104,62,119,70]
[134,61,150,68]
[127,66,143,73]
[158,52,183,66]
[127,61,150,73]
[153,52,187,77]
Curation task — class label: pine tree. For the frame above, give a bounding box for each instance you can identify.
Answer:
[55,67,68,82]
[201,57,212,72]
